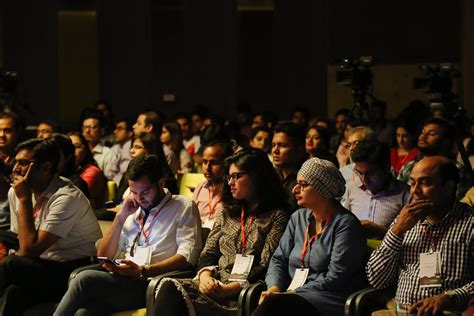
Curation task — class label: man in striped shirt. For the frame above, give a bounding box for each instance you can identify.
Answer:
[367,156,473,315]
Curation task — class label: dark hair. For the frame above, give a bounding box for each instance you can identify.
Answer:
[67,132,97,168]
[140,111,163,136]
[126,155,163,184]
[115,117,134,132]
[306,126,331,153]
[51,133,76,176]
[205,141,234,161]
[251,125,272,140]
[335,108,350,118]
[351,140,390,170]
[292,106,310,119]
[15,138,60,175]
[222,148,288,217]
[175,112,190,122]
[273,122,306,149]
[253,111,277,128]
[38,120,60,133]
[133,132,159,156]
[423,117,456,142]
[80,108,105,129]
[0,111,22,134]
[162,121,184,154]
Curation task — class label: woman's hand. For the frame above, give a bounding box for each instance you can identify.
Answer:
[258,285,281,304]
[199,271,220,296]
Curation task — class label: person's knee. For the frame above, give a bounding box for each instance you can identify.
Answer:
[69,270,105,292]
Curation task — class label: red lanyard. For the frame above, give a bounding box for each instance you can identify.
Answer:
[33,194,52,220]
[240,206,255,254]
[300,212,332,268]
[418,217,459,252]
[207,186,221,220]
[138,195,171,242]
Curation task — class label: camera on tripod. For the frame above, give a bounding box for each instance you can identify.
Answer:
[413,63,460,119]
[335,56,374,91]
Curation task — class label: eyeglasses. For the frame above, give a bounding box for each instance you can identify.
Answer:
[225,172,247,182]
[14,159,35,167]
[294,181,311,191]
[82,125,99,130]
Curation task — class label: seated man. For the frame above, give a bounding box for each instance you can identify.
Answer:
[367,156,473,315]
[0,139,102,315]
[192,141,233,229]
[344,140,410,239]
[54,154,202,315]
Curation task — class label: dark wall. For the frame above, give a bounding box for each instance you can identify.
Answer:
[0,0,463,127]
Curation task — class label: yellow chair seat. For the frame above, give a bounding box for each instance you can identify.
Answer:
[178,173,206,198]
[112,308,146,316]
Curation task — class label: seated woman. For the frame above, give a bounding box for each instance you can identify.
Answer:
[113,132,178,206]
[68,132,107,209]
[153,148,290,316]
[161,121,193,176]
[253,158,368,316]
[390,120,419,176]
[305,126,338,167]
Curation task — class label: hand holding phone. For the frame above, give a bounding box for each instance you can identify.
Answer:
[97,256,120,266]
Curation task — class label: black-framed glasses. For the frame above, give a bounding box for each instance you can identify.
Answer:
[294,181,311,191]
[14,159,35,167]
[225,172,247,182]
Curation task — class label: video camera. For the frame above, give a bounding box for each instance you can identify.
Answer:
[336,56,374,92]
[413,63,461,120]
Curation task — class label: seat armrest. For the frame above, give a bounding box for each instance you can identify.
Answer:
[353,287,396,316]
[68,263,103,286]
[344,287,374,316]
[237,281,266,316]
[145,269,196,316]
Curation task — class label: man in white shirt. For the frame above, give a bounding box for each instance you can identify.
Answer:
[104,118,133,185]
[54,154,202,315]
[0,138,102,315]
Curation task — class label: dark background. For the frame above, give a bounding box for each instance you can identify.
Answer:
[1,0,473,129]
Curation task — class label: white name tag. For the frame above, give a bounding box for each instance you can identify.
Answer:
[287,268,309,291]
[228,254,254,281]
[202,218,215,230]
[419,251,442,288]
[126,246,152,266]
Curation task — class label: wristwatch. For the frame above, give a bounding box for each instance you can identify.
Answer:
[139,265,149,279]
[443,289,456,302]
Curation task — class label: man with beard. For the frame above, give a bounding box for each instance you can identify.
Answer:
[397,117,469,198]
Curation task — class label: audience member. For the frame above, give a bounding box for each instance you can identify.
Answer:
[367,156,473,315]
[0,112,21,163]
[252,111,277,129]
[0,138,101,315]
[54,155,202,315]
[305,126,338,167]
[397,117,470,198]
[253,158,368,316]
[344,140,410,239]
[272,122,306,212]
[192,141,233,228]
[291,106,310,128]
[51,133,90,198]
[369,100,394,145]
[95,99,115,147]
[249,125,272,155]
[329,108,350,154]
[339,125,375,183]
[161,121,193,175]
[176,112,201,156]
[105,118,133,186]
[80,110,115,172]
[390,119,420,176]
[153,148,290,316]
[69,132,107,209]
[36,120,59,139]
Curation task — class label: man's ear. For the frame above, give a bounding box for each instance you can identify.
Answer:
[145,124,153,133]
[157,177,166,188]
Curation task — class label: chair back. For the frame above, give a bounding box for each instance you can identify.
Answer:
[178,173,206,198]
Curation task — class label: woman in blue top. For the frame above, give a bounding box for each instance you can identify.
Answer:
[253,158,368,316]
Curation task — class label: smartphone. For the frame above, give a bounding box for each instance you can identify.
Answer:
[97,256,120,266]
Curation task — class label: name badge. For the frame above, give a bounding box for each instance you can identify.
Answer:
[202,218,215,230]
[228,254,254,281]
[419,251,442,288]
[287,268,309,291]
[126,246,152,266]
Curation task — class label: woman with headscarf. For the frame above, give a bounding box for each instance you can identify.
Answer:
[253,158,368,316]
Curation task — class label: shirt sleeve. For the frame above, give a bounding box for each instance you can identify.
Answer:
[175,199,202,265]
[366,228,403,289]
[264,213,296,291]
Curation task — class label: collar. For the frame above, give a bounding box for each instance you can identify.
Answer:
[92,143,104,154]
[32,174,63,204]
[418,201,462,228]
[355,174,401,196]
